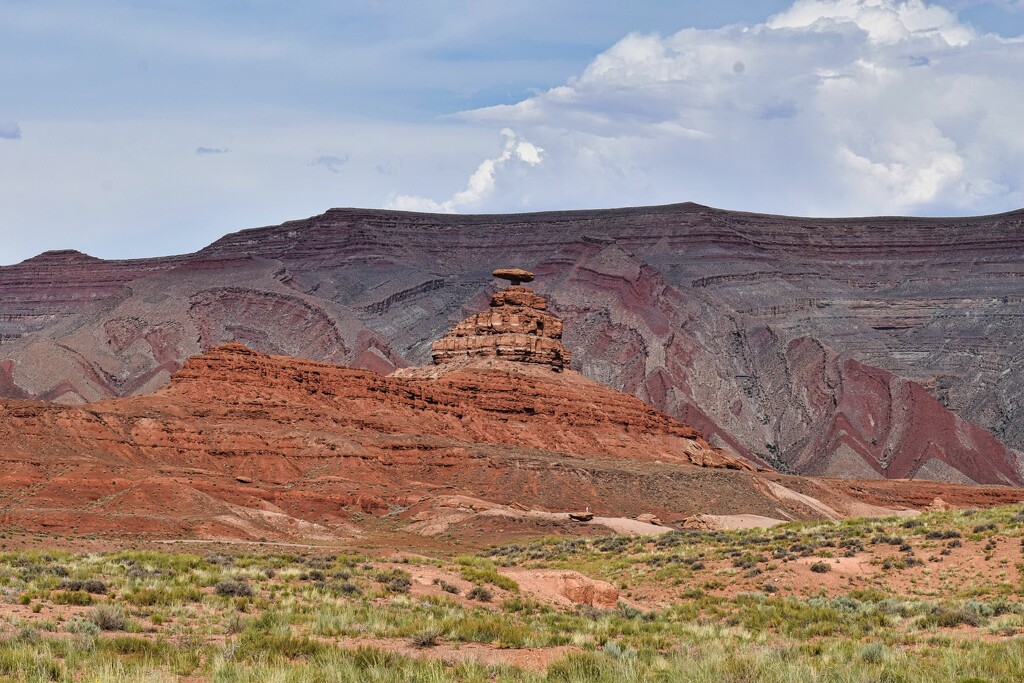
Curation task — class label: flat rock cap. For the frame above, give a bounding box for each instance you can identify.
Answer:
[493,268,534,283]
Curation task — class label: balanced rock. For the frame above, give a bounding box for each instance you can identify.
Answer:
[492,268,535,285]
[430,269,572,370]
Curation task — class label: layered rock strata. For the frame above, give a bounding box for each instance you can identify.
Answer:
[3,204,1024,485]
[3,342,1019,542]
[430,270,571,370]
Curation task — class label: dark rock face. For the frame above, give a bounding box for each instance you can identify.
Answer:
[2,202,1023,485]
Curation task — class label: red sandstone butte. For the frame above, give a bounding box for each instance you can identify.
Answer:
[2,341,1019,542]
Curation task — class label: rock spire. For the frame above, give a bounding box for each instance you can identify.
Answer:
[430,269,572,370]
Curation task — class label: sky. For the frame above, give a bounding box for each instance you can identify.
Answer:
[1,0,1023,265]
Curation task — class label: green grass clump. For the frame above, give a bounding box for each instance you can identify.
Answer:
[49,590,93,606]
[458,558,519,593]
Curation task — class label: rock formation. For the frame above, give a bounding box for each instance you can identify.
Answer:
[430,269,571,370]
[3,203,1024,485]
[1,342,1019,543]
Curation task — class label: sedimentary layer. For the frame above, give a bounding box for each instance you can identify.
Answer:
[2,343,1018,542]
[3,203,1023,484]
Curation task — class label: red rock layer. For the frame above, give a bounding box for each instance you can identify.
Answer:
[2,344,1020,541]
[167,344,749,470]
[430,285,571,369]
[0,344,759,539]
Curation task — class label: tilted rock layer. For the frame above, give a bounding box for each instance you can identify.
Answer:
[430,284,571,369]
[2,203,1024,485]
[2,343,1019,542]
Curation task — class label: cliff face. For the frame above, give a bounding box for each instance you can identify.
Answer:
[2,203,1023,485]
[2,343,1018,541]
[0,343,761,539]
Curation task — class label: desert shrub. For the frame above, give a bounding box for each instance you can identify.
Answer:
[330,581,361,597]
[57,579,108,594]
[468,586,493,602]
[973,523,997,534]
[50,590,93,606]
[861,642,890,664]
[810,561,831,574]
[203,552,234,566]
[15,626,39,643]
[224,613,248,635]
[925,529,961,540]
[215,580,254,598]
[305,556,332,570]
[872,535,905,546]
[90,604,128,631]
[379,575,410,593]
[732,554,761,569]
[65,618,101,637]
[617,602,647,619]
[373,569,412,594]
[438,580,460,595]
[409,627,443,648]
[919,606,984,629]
[126,585,203,606]
[603,640,638,660]
[502,596,546,613]
[593,536,633,553]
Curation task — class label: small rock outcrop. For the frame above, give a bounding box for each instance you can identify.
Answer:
[430,269,572,370]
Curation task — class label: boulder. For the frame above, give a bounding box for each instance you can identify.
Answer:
[636,513,663,526]
[555,572,619,609]
[492,268,535,284]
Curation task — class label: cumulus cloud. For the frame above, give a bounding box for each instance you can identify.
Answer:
[195,146,228,155]
[455,0,1024,216]
[768,0,975,45]
[310,154,349,173]
[387,129,544,213]
[0,122,22,140]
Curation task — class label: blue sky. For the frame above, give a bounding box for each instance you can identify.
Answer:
[1,0,1023,264]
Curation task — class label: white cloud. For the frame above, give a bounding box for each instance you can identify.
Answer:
[387,128,543,213]
[769,0,975,45]
[455,0,1024,216]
